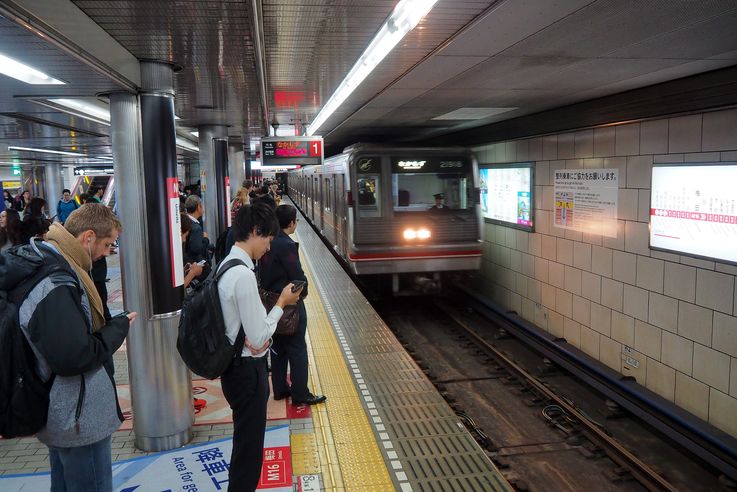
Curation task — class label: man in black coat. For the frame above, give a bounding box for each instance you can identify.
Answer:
[258,204,326,406]
[183,195,209,264]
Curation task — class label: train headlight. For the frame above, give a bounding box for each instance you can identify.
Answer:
[417,228,431,239]
[403,229,418,240]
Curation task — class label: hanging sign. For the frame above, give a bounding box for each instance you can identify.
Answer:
[554,169,618,237]
[167,177,185,287]
[261,136,324,166]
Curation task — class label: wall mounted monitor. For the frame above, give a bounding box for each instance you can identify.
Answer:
[479,163,534,231]
[650,162,737,265]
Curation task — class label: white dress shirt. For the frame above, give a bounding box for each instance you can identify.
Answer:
[218,245,283,357]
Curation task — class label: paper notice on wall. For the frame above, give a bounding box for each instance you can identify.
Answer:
[167,177,185,287]
[553,169,618,237]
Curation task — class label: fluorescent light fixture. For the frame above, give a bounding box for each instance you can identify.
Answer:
[176,137,199,152]
[191,131,199,137]
[275,125,297,137]
[0,52,65,85]
[306,0,438,136]
[46,98,111,124]
[9,146,86,157]
[432,107,518,120]
[175,115,181,120]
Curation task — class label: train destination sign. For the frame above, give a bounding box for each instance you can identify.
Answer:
[261,136,324,166]
[390,156,470,174]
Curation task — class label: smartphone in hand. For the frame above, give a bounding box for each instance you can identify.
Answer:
[290,280,306,293]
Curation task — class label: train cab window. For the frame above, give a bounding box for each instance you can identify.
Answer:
[357,176,381,218]
[391,157,472,214]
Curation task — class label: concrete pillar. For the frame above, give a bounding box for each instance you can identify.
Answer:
[197,125,227,239]
[228,141,245,197]
[108,60,193,452]
[43,162,64,209]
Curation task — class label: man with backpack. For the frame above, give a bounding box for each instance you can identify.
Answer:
[217,202,302,491]
[0,203,135,491]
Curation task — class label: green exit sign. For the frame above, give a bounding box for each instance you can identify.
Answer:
[12,165,20,176]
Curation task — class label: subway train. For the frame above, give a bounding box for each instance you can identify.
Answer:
[288,144,483,292]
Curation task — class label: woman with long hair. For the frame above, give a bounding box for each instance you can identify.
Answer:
[0,209,24,251]
[14,189,31,213]
[2,189,13,210]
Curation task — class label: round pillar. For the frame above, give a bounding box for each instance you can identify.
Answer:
[197,124,228,239]
[43,162,64,207]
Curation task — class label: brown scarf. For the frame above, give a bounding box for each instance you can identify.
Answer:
[45,223,106,332]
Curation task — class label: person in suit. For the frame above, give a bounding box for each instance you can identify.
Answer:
[183,195,209,264]
[259,204,326,406]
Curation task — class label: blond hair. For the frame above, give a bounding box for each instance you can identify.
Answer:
[235,187,250,204]
[64,203,122,238]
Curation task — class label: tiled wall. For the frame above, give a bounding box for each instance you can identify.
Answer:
[472,107,737,438]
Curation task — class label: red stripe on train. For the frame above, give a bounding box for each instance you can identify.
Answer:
[348,250,482,261]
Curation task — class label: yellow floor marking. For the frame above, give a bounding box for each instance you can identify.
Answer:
[294,247,395,491]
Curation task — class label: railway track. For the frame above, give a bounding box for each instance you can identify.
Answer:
[375,296,721,492]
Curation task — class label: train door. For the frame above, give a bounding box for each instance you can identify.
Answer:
[336,173,348,256]
[324,175,335,244]
[313,175,321,228]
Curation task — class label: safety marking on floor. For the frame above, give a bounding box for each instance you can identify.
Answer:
[116,379,311,430]
[298,240,403,492]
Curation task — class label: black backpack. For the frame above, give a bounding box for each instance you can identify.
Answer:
[177,258,246,379]
[213,227,231,266]
[0,246,72,438]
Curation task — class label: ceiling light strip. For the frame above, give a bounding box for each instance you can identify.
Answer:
[306,0,438,136]
[9,145,87,157]
[0,52,65,85]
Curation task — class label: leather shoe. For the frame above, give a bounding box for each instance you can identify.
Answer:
[292,393,327,405]
[273,388,291,401]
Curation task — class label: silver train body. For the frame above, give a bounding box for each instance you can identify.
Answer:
[289,144,483,276]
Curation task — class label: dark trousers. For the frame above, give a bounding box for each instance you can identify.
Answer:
[271,302,309,399]
[220,356,269,492]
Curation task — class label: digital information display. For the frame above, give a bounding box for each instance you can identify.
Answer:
[650,162,737,264]
[261,136,324,166]
[479,164,533,231]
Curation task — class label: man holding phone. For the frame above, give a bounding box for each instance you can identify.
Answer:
[259,204,326,406]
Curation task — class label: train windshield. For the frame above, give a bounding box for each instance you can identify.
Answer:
[391,156,472,214]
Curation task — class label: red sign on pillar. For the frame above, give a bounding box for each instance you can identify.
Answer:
[166,177,184,287]
[308,140,322,157]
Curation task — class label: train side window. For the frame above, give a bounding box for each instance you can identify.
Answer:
[357,175,381,218]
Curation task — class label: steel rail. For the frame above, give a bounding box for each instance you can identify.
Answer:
[437,299,679,492]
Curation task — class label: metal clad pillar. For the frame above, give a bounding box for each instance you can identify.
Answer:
[228,141,244,197]
[213,138,230,231]
[109,60,193,452]
[197,125,227,238]
[43,162,64,207]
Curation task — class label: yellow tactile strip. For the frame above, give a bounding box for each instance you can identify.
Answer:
[292,247,395,491]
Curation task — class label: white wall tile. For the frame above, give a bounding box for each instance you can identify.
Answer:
[680,255,715,270]
[542,234,557,260]
[603,156,627,188]
[654,153,685,163]
[591,246,613,278]
[557,238,573,266]
[625,221,651,256]
[612,251,637,284]
[510,250,522,272]
[565,158,583,169]
[583,157,604,169]
[522,297,535,322]
[582,231,603,246]
[615,123,640,155]
[573,242,592,270]
[715,263,737,276]
[549,160,565,182]
[505,141,516,162]
[618,189,639,221]
[581,271,602,303]
[664,262,696,302]
[593,127,615,157]
[636,256,664,293]
[572,295,591,326]
[542,135,558,160]
[640,119,668,155]
[558,132,575,159]
[564,317,581,348]
[713,313,737,358]
[564,229,583,242]
[600,337,622,371]
[542,283,556,309]
[535,300,549,329]
[611,310,635,346]
[528,233,542,256]
[515,272,528,296]
[694,344,730,393]
[721,151,737,161]
[696,270,735,314]
[634,320,662,359]
[601,278,624,311]
[676,372,709,421]
[602,220,625,252]
[505,227,517,248]
[648,293,678,333]
[646,358,676,401]
[638,190,651,222]
[528,278,542,303]
[565,266,582,296]
[685,152,721,163]
[542,185,554,211]
[535,161,550,186]
[529,137,543,161]
[549,261,564,288]
[535,257,549,282]
[662,331,693,375]
[678,301,713,346]
[651,250,680,263]
[731,359,737,398]
[669,114,702,153]
[522,253,535,277]
[548,310,564,337]
[624,284,649,321]
[702,108,737,151]
[516,139,530,161]
[574,129,594,158]
[709,389,737,437]
[556,289,573,318]
[591,303,612,336]
[626,155,653,188]
[621,346,647,382]
[516,230,529,253]
[580,326,600,358]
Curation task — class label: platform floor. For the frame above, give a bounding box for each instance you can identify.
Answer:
[0,207,511,491]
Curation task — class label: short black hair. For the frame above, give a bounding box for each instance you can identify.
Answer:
[275,204,296,229]
[87,186,99,195]
[242,179,253,189]
[62,189,71,194]
[232,201,279,242]
[252,193,276,210]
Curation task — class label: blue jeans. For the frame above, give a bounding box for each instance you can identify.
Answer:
[48,436,112,492]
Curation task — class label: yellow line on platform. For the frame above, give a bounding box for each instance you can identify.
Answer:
[292,246,395,491]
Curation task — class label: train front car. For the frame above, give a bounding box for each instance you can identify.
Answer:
[346,146,482,292]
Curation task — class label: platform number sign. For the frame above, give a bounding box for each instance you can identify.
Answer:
[261,136,324,166]
[309,140,322,157]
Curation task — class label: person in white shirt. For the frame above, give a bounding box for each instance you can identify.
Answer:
[217,201,302,492]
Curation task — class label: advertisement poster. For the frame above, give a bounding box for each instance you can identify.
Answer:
[480,166,533,229]
[650,163,737,263]
[553,169,618,237]
[167,177,185,287]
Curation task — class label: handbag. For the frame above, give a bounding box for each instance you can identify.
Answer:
[259,288,300,336]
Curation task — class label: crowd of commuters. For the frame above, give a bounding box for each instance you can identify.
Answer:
[2,177,322,492]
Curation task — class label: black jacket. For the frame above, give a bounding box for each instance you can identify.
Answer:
[184,216,209,263]
[258,230,308,299]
